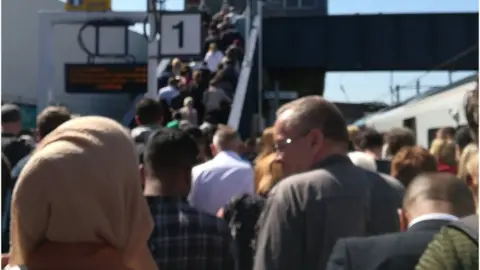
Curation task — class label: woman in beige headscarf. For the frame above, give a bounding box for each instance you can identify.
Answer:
[6,116,157,270]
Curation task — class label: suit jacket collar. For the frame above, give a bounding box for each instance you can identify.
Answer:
[407,219,452,233]
[314,154,352,169]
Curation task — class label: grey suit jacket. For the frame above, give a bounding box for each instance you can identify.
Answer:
[253,155,402,270]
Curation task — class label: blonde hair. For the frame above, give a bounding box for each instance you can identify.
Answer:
[466,152,478,177]
[347,125,360,139]
[184,97,194,107]
[255,127,275,162]
[256,153,283,196]
[466,152,478,209]
[429,138,457,166]
[208,43,217,51]
[458,143,478,181]
[172,58,183,75]
[254,127,283,195]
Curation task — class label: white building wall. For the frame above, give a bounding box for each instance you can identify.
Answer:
[2,0,148,120]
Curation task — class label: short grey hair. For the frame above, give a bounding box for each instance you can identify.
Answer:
[276,96,349,142]
[212,125,240,150]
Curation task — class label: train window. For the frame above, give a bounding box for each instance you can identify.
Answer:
[427,128,440,148]
[403,117,417,138]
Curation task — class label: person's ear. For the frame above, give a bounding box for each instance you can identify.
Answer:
[310,129,324,151]
[210,143,218,156]
[217,207,225,218]
[35,128,42,142]
[139,164,146,189]
[135,116,141,126]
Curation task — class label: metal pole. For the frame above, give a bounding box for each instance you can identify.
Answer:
[389,87,394,105]
[274,80,280,112]
[244,0,251,55]
[448,71,453,84]
[395,85,400,104]
[415,79,420,95]
[389,71,394,105]
[37,14,55,112]
[147,0,159,99]
[257,0,264,131]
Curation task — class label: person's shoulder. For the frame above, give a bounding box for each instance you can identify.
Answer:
[192,159,215,179]
[193,158,214,171]
[378,172,405,191]
[287,166,337,185]
[233,157,254,169]
[269,168,333,198]
[340,231,404,247]
[131,126,151,139]
[416,225,479,270]
[439,224,478,248]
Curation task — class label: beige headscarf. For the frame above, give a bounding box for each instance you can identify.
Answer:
[9,116,157,270]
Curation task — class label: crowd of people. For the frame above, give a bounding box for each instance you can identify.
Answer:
[155,5,244,131]
[1,83,478,270]
[0,7,479,269]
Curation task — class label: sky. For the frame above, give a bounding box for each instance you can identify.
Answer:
[111,0,478,104]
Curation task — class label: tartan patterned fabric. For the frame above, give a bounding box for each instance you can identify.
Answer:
[146,196,235,270]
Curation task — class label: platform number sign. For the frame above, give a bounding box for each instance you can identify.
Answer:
[172,21,184,48]
[160,13,202,57]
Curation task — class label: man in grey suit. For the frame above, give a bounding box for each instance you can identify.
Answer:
[253,96,402,270]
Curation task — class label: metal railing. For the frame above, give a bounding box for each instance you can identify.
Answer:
[227,16,260,130]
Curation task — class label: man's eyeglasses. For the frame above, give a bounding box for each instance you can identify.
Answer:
[273,130,310,152]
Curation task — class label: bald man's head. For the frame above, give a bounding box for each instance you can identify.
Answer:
[403,172,476,218]
[276,96,349,144]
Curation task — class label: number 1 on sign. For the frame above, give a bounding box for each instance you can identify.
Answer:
[172,21,184,48]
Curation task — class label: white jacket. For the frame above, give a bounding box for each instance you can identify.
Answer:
[204,50,224,72]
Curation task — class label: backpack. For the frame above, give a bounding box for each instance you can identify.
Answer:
[222,194,266,270]
[447,214,478,245]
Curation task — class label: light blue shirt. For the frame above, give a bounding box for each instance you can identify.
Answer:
[158,85,179,105]
[189,151,255,216]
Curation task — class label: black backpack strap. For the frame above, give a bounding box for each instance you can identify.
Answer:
[447,215,478,245]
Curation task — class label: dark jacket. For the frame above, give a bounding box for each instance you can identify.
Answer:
[2,132,34,168]
[253,155,401,270]
[219,28,244,52]
[326,219,453,270]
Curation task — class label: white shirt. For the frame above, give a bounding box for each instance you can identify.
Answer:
[189,151,255,216]
[408,213,459,228]
[204,50,224,72]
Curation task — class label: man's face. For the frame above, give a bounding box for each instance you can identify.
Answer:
[273,111,314,176]
[3,120,22,135]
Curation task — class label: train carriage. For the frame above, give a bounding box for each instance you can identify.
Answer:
[363,75,477,148]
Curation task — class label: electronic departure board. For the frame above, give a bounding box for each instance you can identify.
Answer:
[65,64,147,94]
